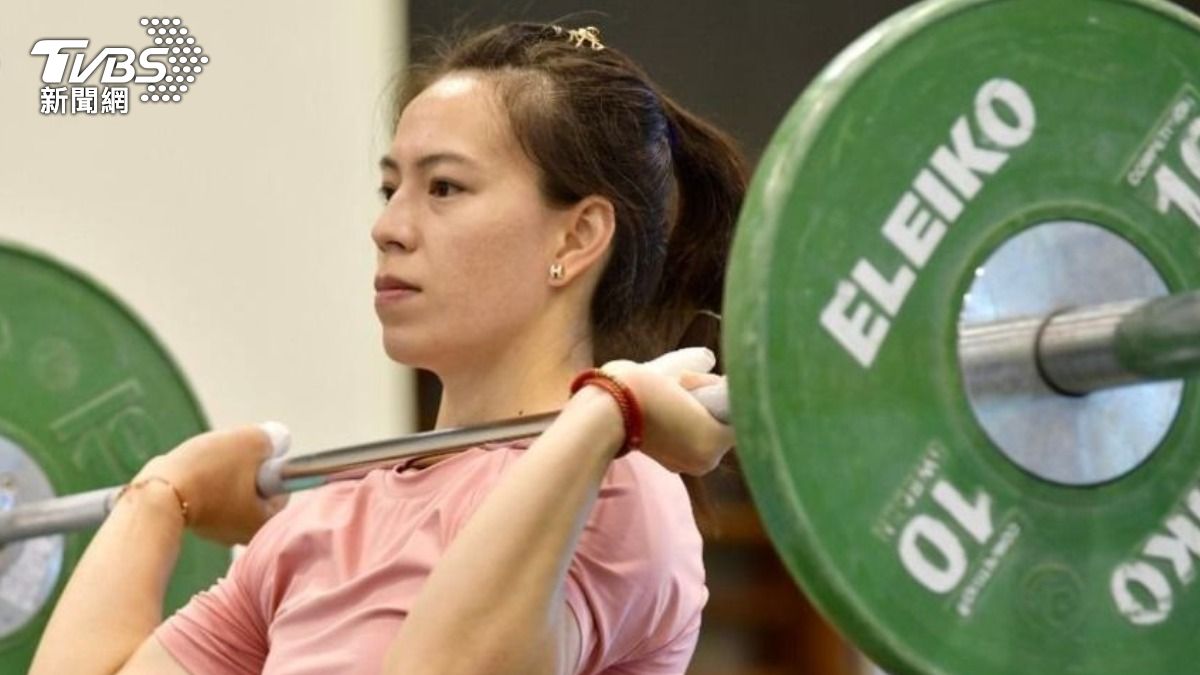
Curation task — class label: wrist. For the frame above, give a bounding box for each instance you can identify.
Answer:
[569,368,645,458]
[565,385,627,460]
[113,479,188,530]
[133,459,193,510]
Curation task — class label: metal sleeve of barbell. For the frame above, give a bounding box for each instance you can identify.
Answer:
[1038,290,1200,395]
[0,486,119,545]
[1116,290,1200,382]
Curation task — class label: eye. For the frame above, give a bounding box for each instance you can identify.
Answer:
[429,179,462,198]
[378,186,396,204]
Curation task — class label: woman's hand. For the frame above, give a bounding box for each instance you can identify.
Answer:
[132,423,291,546]
[599,348,735,475]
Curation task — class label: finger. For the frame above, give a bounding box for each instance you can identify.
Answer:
[713,424,736,452]
[678,371,723,390]
[682,425,736,476]
[599,358,638,378]
[262,493,290,518]
[646,347,716,377]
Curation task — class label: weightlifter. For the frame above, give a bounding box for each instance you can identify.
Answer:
[30,23,739,675]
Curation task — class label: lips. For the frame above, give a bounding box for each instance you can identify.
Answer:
[374,275,421,292]
[374,273,422,307]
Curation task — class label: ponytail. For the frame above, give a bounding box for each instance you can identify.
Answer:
[654,98,749,370]
[664,100,748,313]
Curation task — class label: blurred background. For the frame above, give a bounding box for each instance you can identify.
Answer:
[8,1,1197,673]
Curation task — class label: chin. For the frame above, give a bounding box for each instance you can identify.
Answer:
[382,338,422,368]
[380,329,444,372]
[379,320,493,373]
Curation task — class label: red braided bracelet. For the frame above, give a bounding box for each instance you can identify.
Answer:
[569,368,644,458]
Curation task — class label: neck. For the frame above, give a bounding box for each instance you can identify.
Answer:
[433,320,594,431]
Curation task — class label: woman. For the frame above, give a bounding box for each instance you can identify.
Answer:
[32,22,745,674]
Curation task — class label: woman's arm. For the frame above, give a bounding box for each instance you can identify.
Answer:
[29,480,186,675]
[30,425,283,675]
[385,353,732,675]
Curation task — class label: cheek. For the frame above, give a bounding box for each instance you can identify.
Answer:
[436,222,548,329]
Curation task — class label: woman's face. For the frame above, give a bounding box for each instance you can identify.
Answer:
[372,72,566,372]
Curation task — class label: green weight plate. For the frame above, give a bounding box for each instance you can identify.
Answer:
[0,242,228,671]
[725,0,1200,673]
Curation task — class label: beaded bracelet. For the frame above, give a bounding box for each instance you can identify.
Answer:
[569,368,644,458]
[116,476,190,525]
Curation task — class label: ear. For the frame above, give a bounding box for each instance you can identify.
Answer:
[549,195,616,286]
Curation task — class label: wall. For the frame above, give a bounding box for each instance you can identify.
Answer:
[0,2,410,454]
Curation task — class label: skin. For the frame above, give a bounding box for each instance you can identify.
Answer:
[373,72,611,433]
[30,70,734,675]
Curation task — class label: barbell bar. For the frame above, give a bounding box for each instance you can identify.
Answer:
[960,288,1200,397]
[0,288,1194,545]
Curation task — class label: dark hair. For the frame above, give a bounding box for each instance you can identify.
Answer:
[399,23,748,535]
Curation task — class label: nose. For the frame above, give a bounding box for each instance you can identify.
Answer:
[371,193,418,254]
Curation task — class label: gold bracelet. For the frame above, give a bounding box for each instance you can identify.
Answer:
[116,476,190,525]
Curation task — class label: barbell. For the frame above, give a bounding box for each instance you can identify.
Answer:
[1,287,1196,542]
[1,0,1199,672]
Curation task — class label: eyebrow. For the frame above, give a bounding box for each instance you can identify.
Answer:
[378,152,476,173]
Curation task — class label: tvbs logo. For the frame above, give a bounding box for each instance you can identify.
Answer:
[32,40,168,85]
[31,17,208,115]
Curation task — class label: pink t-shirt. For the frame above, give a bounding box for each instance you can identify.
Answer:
[155,437,707,674]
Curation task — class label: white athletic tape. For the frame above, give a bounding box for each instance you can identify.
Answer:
[258,421,291,457]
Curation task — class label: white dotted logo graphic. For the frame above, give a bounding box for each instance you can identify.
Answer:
[139,17,208,104]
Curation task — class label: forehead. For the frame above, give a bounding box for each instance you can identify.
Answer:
[392,73,514,163]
